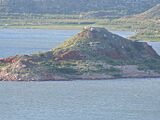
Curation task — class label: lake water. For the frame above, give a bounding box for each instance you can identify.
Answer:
[0,29,79,58]
[0,29,160,120]
[0,79,160,120]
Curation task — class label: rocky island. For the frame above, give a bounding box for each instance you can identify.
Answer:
[0,27,160,81]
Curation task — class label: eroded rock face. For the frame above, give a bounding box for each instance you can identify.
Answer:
[0,27,160,81]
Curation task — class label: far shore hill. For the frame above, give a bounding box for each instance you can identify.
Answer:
[0,27,160,81]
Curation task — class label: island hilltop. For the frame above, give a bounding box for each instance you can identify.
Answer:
[0,27,160,81]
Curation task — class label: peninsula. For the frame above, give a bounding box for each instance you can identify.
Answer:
[0,27,160,81]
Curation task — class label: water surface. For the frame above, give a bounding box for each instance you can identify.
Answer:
[0,78,160,120]
[148,42,160,55]
[0,29,78,58]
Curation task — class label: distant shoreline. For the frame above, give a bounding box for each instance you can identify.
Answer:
[0,25,159,42]
[1,76,160,82]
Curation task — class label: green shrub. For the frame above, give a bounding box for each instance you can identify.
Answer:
[138,59,160,72]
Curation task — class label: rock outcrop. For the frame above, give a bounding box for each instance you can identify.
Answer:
[0,27,160,81]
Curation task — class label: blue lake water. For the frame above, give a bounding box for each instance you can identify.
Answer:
[0,29,79,58]
[0,29,160,120]
[0,79,160,120]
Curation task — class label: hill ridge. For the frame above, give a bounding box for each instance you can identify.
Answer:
[53,27,159,61]
[132,3,160,19]
[0,27,160,81]
[0,0,159,16]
